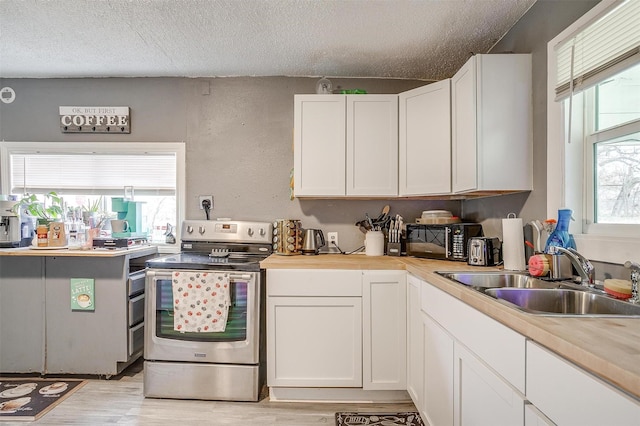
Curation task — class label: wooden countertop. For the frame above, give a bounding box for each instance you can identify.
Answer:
[261,254,640,401]
[0,245,158,258]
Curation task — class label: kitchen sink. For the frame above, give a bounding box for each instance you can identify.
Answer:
[485,288,640,317]
[437,271,561,290]
[437,271,640,317]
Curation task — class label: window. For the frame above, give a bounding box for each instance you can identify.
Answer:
[586,63,640,229]
[548,0,640,262]
[0,142,185,246]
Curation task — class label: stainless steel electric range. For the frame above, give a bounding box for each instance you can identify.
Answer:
[143,219,272,402]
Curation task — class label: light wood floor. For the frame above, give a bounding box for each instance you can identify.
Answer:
[4,360,417,425]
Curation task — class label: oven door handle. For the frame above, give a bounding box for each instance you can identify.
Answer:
[228,273,252,281]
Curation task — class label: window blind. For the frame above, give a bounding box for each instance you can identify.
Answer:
[10,153,176,195]
[555,0,640,99]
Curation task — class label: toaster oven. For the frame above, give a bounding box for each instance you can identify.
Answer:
[405,223,483,261]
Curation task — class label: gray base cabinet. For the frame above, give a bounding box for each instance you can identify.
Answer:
[0,247,156,376]
[0,257,46,373]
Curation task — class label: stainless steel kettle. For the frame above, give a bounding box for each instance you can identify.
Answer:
[301,229,325,255]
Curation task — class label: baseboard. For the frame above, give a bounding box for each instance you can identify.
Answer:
[269,386,411,403]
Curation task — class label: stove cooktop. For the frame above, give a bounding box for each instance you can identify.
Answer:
[146,252,266,272]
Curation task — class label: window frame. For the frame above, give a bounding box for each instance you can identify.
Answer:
[0,141,185,252]
[547,0,640,263]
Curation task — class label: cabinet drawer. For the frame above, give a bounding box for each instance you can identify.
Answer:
[267,269,362,296]
[128,293,145,326]
[128,271,146,296]
[129,321,144,357]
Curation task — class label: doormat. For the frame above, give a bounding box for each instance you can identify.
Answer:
[335,412,424,426]
[0,379,86,421]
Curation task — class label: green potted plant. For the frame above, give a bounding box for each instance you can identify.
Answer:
[13,192,64,225]
[82,196,106,228]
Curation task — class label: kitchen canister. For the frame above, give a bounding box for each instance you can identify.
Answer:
[502,213,526,271]
[364,230,384,256]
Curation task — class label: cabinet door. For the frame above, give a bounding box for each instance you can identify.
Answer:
[406,275,424,408]
[346,95,398,196]
[454,343,525,426]
[294,95,346,196]
[423,312,455,426]
[267,296,362,387]
[45,256,129,375]
[399,80,451,196]
[451,55,478,193]
[476,54,532,191]
[527,341,640,426]
[362,270,406,390]
[0,257,45,373]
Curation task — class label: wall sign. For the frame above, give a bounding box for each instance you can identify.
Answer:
[70,278,95,311]
[59,106,130,133]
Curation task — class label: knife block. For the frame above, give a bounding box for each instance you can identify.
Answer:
[387,239,404,256]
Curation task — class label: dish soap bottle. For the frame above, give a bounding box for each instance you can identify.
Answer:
[544,209,574,253]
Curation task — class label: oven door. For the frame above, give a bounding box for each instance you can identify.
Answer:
[145,269,260,365]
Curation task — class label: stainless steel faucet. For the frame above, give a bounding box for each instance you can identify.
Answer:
[550,247,595,286]
[624,261,640,304]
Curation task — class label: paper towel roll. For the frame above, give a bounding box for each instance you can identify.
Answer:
[502,215,526,271]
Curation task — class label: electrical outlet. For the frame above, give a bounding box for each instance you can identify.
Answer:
[327,232,338,250]
[199,195,213,209]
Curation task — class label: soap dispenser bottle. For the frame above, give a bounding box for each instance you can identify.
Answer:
[544,209,575,253]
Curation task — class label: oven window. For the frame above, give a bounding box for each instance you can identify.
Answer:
[155,278,248,342]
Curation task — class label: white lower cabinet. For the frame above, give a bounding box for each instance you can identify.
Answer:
[411,273,526,426]
[423,311,454,426]
[267,295,363,387]
[454,343,525,426]
[527,341,640,425]
[267,269,406,393]
[407,275,425,406]
[362,270,407,390]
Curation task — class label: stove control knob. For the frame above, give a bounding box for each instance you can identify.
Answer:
[186,225,193,234]
[247,228,254,236]
[199,226,206,235]
[259,228,266,236]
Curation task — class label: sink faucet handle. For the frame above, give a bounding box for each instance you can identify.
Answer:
[625,261,640,303]
[624,260,640,272]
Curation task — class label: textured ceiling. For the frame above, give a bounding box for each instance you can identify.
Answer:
[0,0,536,81]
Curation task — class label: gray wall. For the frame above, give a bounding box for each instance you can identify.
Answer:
[0,0,598,251]
[0,76,460,251]
[468,0,599,238]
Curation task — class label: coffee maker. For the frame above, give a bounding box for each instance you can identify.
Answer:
[110,197,147,238]
[0,200,21,248]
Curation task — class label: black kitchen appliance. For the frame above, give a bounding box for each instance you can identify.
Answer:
[405,223,483,261]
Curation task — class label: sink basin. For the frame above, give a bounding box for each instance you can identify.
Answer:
[485,288,640,317]
[437,271,640,317]
[437,271,561,290]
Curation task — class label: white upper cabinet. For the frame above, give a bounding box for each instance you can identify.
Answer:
[451,54,532,193]
[399,79,452,196]
[294,94,398,197]
[294,95,346,197]
[346,95,399,196]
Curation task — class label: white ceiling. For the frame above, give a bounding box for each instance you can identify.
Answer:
[0,0,536,81]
